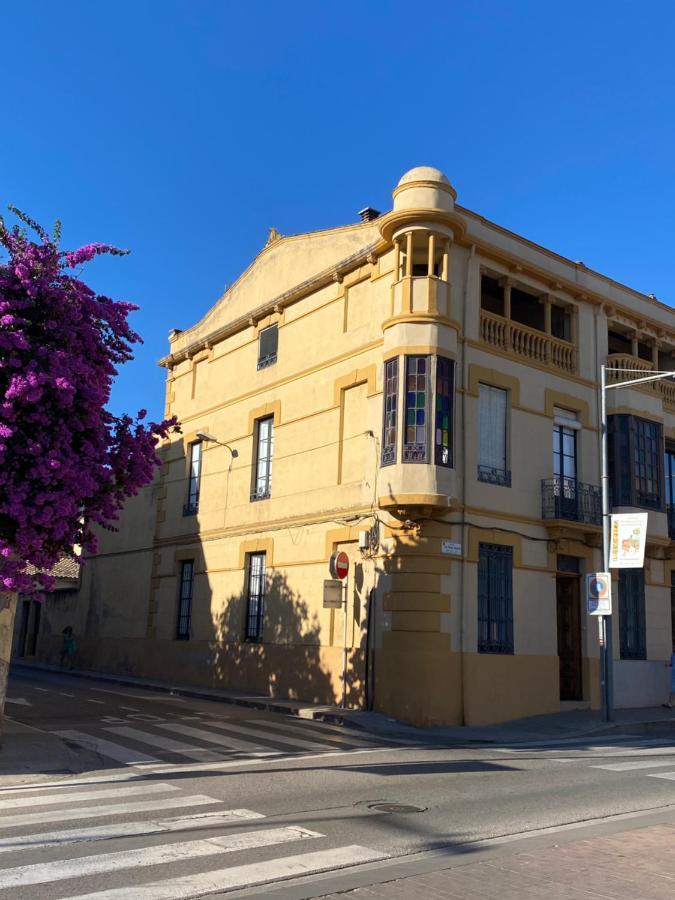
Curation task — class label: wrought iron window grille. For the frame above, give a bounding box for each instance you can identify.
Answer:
[477,465,511,487]
[257,352,277,371]
[182,497,199,516]
[250,488,271,502]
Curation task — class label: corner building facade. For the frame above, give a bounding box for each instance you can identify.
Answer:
[36,167,675,725]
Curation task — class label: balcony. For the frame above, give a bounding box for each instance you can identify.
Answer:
[606,354,675,411]
[541,477,601,526]
[480,310,576,374]
[477,464,511,487]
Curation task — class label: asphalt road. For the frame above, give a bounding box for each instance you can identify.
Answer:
[2,668,675,899]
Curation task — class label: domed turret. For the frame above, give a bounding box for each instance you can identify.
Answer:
[393,166,457,213]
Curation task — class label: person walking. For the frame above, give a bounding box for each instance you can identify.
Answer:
[60,626,76,670]
[664,648,675,709]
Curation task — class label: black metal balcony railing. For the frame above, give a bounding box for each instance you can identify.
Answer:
[478,464,512,487]
[541,477,601,525]
[182,497,199,516]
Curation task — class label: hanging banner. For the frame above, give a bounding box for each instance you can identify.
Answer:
[609,513,648,568]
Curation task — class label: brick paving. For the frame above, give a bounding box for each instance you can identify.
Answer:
[320,824,675,899]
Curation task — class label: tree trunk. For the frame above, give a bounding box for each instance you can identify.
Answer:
[0,592,18,741]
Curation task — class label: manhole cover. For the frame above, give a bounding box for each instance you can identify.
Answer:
[368,803,426,814]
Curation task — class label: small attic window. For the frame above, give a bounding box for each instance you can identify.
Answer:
[258,324,278,370]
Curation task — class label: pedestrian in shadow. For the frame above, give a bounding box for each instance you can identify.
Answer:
[60,626,76,670]
[664,647,675,709]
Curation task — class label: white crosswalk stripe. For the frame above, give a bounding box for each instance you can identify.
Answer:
[0,782,177,810]
[66,845,386,900]
[0,809,264,854]
[56,730,161,766]
[0,794,221,829]
[104,726,224,761]
[155,720,277,754]
[647,771,675,780]
[0,773,385,898]
[193,718,333,751]
[592,759,675,772]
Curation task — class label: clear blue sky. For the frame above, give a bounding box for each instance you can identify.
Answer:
[3,1,674,420]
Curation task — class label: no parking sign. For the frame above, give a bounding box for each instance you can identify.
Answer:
[586,572,612,616]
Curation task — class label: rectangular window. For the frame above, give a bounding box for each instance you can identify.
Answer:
[251,417,274,501]
[381,358,398,466]
[183,442,202,516]
[478,543,513,654]
[245,552,266,641]
[403,355,429,462]
[609,415,663,510]
[665,445,675,537]
[619,569,646,660]
[478,384,509,485]
[176,561,194,640]
[434,357,454,467]
[257,324,278,370]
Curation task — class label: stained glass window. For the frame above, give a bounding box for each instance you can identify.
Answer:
[381,358,398,466]
[435,357,454,467]
[403,356,429,462]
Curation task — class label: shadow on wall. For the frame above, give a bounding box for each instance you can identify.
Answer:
[210,571,337,705]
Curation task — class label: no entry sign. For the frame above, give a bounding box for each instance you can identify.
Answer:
[329,551,349,580]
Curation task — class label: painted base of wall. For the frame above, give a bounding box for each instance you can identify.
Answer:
[614,659,671,708]
[36,636,365,708]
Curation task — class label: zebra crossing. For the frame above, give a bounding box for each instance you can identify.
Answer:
[0,774,385,897]
[53,710,403,771]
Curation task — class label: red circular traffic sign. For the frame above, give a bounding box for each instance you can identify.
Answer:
[330,551,349,580]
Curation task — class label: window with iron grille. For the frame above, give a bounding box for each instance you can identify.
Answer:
[257,325,278,370]
[608,415,663,510]
[478,543,513,653]
[619,569,646,660]
[184,442,202,515]
[245,552,266,641]
[434,357,454,467]
[381,357,398,466]
[251,417,273,501]
[478,384,509,485]
[403,355,429,462]
[176,560,194,640]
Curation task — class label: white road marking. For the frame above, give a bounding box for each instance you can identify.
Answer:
[593,758,675,771]
[120,706,140,712]
[59,692,76,697]
[0,773,148,792]
[0,795,221,829]
[92,688,184,702]
[201,718,331,751]
[0,783,176,809]
[647,771,675,781]
[155,721,275,754]
[56,730,161,766]
[104,726,222,761]
[34,687,50,693]
[67,845,386,900]
[148,745,408,775]
[0,826,322,889]
[246,718,364,748]
[0,809,265,854]
[5,698,31,707]
[87,700,105,705]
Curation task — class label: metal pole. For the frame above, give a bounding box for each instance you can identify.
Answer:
[599,365,613,721]
[341,579,348,709]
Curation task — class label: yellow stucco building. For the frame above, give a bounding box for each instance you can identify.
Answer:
[28,167,675,725]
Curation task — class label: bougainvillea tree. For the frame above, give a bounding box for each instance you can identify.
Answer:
[0,209,179,595]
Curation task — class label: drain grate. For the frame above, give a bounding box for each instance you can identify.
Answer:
[368,803,426,814]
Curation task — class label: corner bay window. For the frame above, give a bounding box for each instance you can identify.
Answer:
[382,355,454,465]
[245,552,266,641]
[608,415,663,510]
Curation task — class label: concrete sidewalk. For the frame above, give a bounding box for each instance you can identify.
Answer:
[317,820,675,900]
[11,659,675,745]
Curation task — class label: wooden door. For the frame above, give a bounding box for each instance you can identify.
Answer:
[557,575,582,701]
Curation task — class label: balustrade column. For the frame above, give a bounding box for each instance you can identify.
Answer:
[503,279,512,350]
[543,295,552,363]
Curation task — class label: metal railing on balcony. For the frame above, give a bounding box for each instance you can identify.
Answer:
[541,477,601,525]
[477,464,512,487]
[606,354,675,411]
[480,310,576,373]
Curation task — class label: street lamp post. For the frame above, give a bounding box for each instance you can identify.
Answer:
[599,364,675,722]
